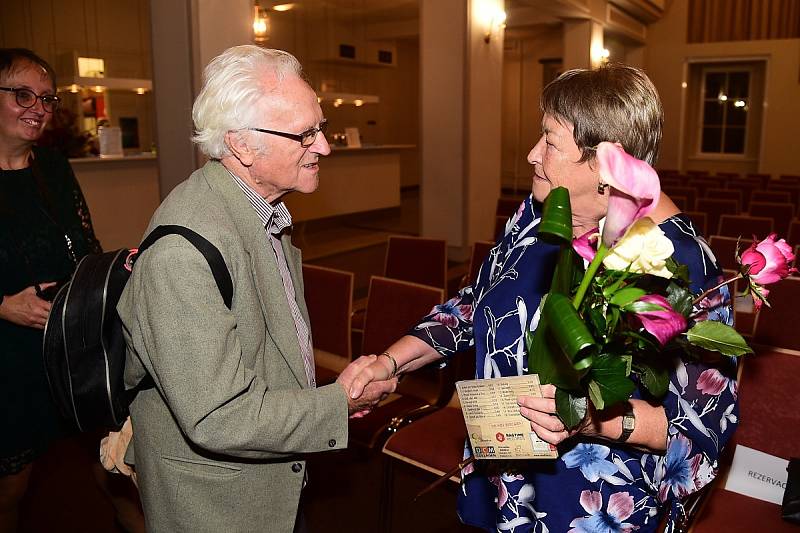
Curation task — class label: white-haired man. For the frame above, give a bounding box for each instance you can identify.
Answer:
[117,45,396,532]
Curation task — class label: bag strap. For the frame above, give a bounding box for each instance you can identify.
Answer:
[135,225,233,309]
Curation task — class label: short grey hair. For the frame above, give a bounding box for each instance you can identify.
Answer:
[192,45,303,159]
[541,63,663,166]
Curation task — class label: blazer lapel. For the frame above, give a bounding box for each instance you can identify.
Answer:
[202,162,308,387]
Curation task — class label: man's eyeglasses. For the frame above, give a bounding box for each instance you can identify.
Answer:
[0,87,61,113]
[248,120,328,148]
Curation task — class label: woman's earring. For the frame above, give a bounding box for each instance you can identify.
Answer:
[597,181,609,194]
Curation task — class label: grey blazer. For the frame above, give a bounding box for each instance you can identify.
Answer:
[118,160,348,533]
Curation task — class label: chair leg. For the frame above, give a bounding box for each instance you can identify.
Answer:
[378,454,395,533]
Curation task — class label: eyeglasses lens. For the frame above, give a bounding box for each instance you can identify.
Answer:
[15,89,59,112]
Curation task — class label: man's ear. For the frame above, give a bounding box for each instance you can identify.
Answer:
[225,131,255,167]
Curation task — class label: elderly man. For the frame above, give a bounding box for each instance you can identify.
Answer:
[117,45,395,532]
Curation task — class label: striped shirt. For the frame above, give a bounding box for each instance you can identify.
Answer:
[227,168,316,388]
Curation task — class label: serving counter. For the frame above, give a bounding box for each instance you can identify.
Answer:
[283,144,416,222]
[70,154,161,250]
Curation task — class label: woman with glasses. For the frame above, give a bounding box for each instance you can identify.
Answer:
[0,48,103,531]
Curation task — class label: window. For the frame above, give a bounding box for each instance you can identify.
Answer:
[699,69,750,155]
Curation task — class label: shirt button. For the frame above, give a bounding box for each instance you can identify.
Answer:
[328,439,336,448]
[291,462,302,473]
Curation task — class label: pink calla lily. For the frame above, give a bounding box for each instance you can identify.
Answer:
[596,142,661,248]
[634,294,687,346]
[573,228,600,262]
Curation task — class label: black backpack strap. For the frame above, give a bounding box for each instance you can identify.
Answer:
[135,225,233,309]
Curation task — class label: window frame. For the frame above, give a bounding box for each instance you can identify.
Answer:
[696,65,753,158]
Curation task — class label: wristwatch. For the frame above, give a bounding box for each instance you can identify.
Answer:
[619,404,635,443]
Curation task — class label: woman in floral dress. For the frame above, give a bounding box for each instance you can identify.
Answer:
[350,64,737,533]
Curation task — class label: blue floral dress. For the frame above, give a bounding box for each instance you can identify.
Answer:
[409,196,738,533]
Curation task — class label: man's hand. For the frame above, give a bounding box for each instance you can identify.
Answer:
[0,283,56,329]
[337,356,397,417]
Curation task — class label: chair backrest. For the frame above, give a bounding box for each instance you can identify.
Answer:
[748,201,795,236]
[468,241,495,286]
[753,276,800,352]
[704,189,741,212]
[708,235,753,271]
[725,179,760,210]
[779,174,800,183]
[746,172,771,188]
[663,186,697,210]
[496,197,523,218]
[696,198,740,237]
[670,195,688,212]
[750,190,791,205]
[789,219,800,247]
[715,171,740,179]
[688,178,720,197]
[361,276,447,405]
[765,184,800,210]
[385,235,447,290]
[302,264,353,359]
[683,211,708,236]
[716,214,773,239]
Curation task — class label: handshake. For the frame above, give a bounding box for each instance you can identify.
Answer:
[336,354,398,418]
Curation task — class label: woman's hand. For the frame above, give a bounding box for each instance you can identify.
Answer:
[347,355,395,400]
[0,283,56,329]
[518,384,602,446]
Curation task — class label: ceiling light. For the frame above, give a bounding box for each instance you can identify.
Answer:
[272,3,295,11]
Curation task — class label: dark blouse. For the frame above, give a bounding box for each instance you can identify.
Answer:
[409,196,738,533]
[0,146,101,469]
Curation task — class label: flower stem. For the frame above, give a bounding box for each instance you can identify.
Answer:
[572,243,609,309]
[691,273,743,306]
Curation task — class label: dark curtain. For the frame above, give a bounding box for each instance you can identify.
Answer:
[688,0,800,42]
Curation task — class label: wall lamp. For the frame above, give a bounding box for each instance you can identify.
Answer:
[253,5,270,43]
[483,7,507,43]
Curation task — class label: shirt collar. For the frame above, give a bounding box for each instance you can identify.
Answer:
[226,167,292,235]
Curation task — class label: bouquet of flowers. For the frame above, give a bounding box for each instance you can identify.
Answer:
[528,142,797,428]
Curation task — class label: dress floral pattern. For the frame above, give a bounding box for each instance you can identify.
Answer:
[409,196,738,533]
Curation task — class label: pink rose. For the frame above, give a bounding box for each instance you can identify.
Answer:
[740,234,797,310]
[634,294,687,346]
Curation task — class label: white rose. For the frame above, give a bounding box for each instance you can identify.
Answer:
[602,218,674,278]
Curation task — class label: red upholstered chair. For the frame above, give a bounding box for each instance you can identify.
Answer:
[696,198,739,239]
[748,201,795,237]
[670,195,689,212]
[660,176,683,190]
[385,235,448,291]
[708,235,753,272]
[779,174,800,184]
[766,184,800,211]
[788,220,800,248]
[664,186,698,210]
[689,178,721,197]
[684,211,708,236]
[716,215,773,239]
[303,264,354,385]
[496,197,524,218]
[746,172,771,188]
[750,190,792,205]
[715,171,740,179]
[348,277,451,449]
[726,179,760,211]
[704,189,741,213]
[687,169,710,178]
[379,391,468,529]
[467,241,495,287]
[752,276,800,352]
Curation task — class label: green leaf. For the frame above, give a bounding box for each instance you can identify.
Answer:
[526,326,582,390]
[555,387,587,430]
[624,301,665,313]
[686,321,754,356]
[609,287,646,308]
[666,282,693,318]
[588,355,636,411]
[666,257,690,283]
[551,247,581,295]
[588,307,607,338]
[638,364,671,398]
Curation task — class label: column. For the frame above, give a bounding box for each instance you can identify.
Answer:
[420,0,505,260]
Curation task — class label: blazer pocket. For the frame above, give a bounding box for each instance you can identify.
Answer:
[161,455,243,479]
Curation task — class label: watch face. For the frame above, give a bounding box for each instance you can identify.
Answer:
[623,416,635,430]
